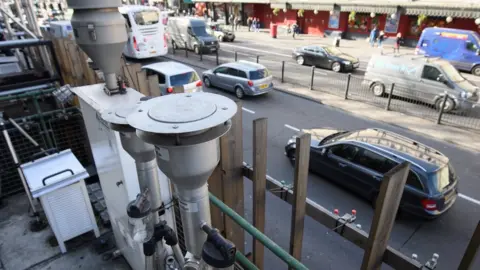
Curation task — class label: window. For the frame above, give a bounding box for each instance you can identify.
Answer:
[354,149,393,173]
[249,69,270,80]
[421,66,442,81]
[158,73,166,84]
[191,26,210,37]
[214,66,229,74]
[226,68,240,77]
[407,171,424,191]
[330,144,359,161]
[134,11,159,26]
[169,72,199,86]
[466,42,478,52]
[237,70,248,79]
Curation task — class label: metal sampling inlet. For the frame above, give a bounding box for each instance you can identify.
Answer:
[126,92,237,260]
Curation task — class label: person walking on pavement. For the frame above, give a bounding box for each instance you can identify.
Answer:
[369,26,378,47]
[234,15,241,31]
[255,18,261,32]
[229,14,235,31]
[247,16,252,32]
[251,18,257,32]
[292,21,299,39]
[378,31,386,48]
[394,32,403,54]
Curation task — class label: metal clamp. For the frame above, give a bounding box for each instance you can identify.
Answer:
[332,209,357,236]
[42,169,74,186]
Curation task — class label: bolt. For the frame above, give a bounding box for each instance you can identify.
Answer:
[172,125,179,129]
[356,224,362,230]
[432,253,439,261]
[222,107,228,110]
[412,254,418,260]
[138,109,143,112]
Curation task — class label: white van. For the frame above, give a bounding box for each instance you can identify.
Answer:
[119,5,168,59]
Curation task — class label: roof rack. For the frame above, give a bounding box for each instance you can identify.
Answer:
[350,129,448,166]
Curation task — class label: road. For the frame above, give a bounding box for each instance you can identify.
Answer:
[171,43,480,130]
[129,52,480,269]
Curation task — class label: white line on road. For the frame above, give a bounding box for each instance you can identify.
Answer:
[221,43,291,58]
[284,124,300,132]
[281,124,480,207]
[242,107,255,114]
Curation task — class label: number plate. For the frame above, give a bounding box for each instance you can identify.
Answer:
[150,50,157,54]
[259,84,268,89]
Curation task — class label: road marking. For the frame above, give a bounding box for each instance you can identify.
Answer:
[242,107,255,114]
[284,124,300,132]
[221,43,291,58]
[459,193,480,206]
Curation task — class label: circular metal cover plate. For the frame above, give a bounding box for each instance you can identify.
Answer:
[101,105,139,126]
[127,92,237,134]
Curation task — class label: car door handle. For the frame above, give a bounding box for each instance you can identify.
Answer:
[338,162,348,168]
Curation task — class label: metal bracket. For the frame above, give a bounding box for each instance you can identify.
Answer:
[333,210,357,236]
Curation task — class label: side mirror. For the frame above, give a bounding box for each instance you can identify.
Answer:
[436,74,446,83]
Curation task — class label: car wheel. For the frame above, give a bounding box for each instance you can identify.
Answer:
[203,76,212,88]
[194,45,200,54]
[370,82,385,97]
[235,87,245,99]
[296,56,305,65]
[472,65,480,76]
[435,96,455,113]
[331,62,342,72]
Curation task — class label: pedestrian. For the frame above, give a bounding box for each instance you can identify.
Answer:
[292,21,298,39]
[234,15,241,31]
[252,17,257,32]
[378,31,385,48]
[394,32,403,54]
[369,26,378,47]
[229,14,235,31]
[255,18,260,32]
[247,17,252,31]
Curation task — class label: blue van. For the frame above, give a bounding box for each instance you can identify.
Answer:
[415,28,480,76]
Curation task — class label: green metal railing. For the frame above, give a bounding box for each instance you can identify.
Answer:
[209,193,309,270]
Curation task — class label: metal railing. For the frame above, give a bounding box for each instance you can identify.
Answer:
[168,46,480,131]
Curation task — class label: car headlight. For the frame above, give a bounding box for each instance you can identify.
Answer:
[461,91,472,99]
[343,61,351,65]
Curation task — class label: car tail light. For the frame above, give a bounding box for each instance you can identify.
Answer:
[421,199,437,211]
[247,80,254,87]
[133,36,139,51]
[167,87,173,93]
[164,34,168,48]
[196,81,202,87]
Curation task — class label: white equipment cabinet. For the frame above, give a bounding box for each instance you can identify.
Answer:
[70,84,176,270]
[21,149,100,253]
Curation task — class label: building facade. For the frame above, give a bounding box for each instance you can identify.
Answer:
[192,0,480,45]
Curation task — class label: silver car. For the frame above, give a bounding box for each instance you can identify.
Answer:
[202,61,273,99]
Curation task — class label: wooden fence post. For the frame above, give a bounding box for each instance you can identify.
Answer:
[458,221,480,270]
[135,70,149,96]
[252,118,268,268]
[147,75,160,97]
[220,101,245,253]
[289,133,311,269]
[361,162,410,270]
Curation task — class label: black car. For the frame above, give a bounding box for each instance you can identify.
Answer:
[284,128,458,219]
[292,45,360,72]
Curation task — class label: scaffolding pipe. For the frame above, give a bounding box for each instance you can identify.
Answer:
[209,193,309,270]
[14,0,25,25]
[0,7,37,38]
[236,252,260,270]
[0,84,56,97]
[0,88,56,101]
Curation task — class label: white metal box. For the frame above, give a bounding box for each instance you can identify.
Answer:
[49,21,75,40]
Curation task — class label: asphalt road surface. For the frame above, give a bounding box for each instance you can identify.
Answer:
[128,54,480,270]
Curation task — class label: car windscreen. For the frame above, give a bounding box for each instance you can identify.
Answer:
[191,26,210,37]
[323,46,343,56]
[134,11,159,26]
[438,61,465,82]
[170,72,199,86]
[432,166,452,191]
[249,69,271,80]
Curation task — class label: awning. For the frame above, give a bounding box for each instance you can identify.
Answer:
[340,5,397,15]
[405,8,480,19]
[289,3,334,11]
[192,0,270,3]
[183,0,193,4]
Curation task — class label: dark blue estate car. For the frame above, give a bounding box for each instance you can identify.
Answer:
[284,128,458,219]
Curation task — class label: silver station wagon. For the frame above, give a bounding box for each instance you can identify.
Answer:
[202,61,273,99]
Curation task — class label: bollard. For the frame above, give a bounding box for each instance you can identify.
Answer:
[281,61,285,83]
[436,92,449,124]
[385,83,395,111]
[310,66,315,90]
[344,74,351,99]
[172,42,175,55]
[216,49,219,65]
[185,42,188,58]
[256,55,260,63]
[235,51,238,62]
[200,48,203,61]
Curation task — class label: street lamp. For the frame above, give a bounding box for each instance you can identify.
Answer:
[314,10,318,15]
[283,8,287,13]
[391,13,396,20]
[446,16,453,23]
[330,10,334,15]
[370,12,375,18]
[476,18,480,25]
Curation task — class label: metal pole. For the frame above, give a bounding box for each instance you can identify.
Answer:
[14,0,25,25]
[216,49,219,65]
[344,73,351,99]
[1,121,38,214]
[209,193,309,270]
[436,92,449,125]
[309,66,315,90]
[31,98,54,149]
[235,51,238,61]
[0,6,37,38]
[185,42,188,57]
[200,47,203,61]
[256,55,260,63]
[8,117,48,151]
[281,61,285,83]
[385,83,395,111]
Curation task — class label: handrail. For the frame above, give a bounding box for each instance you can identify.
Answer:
[235,251,260,270]
[209,192,309,270]
[0,88,56,101]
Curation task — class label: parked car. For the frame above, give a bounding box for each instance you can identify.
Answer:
[202,61,273,99]
[416,27,480,76]
[206,22,235,42]
[292,45,360,72]
[364,54,479,112]
[142,61,203,95]
[167,17,219,54]
[284,128,458,219]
